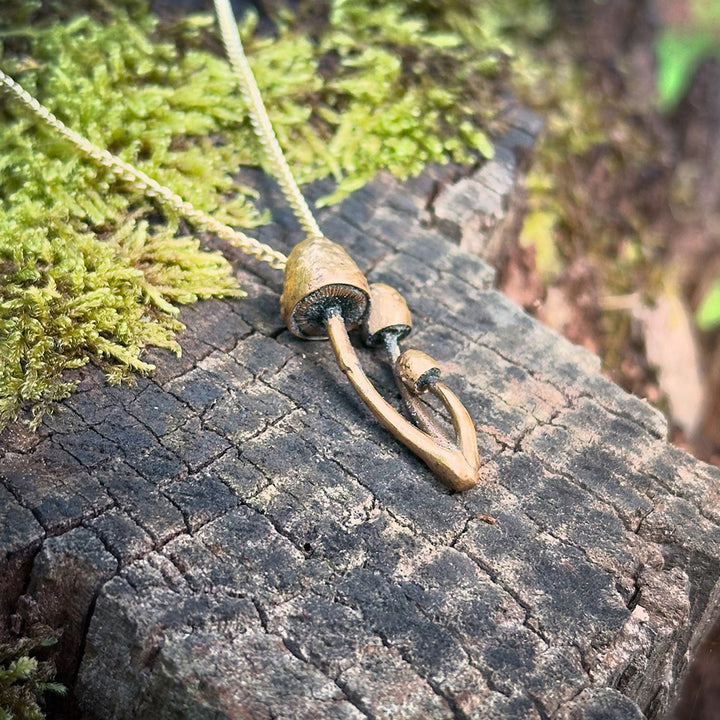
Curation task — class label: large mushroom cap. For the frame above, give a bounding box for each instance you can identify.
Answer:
[280,236,370,339]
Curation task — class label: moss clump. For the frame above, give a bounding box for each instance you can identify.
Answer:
[0,633,65,720]
[0,5,257,428]
[1,0,546,428]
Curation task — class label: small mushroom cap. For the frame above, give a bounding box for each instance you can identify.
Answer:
[363,283,412,347]
[280,236,370,339]
[396,349,441,394]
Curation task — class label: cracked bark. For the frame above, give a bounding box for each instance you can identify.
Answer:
[1,107,719,720]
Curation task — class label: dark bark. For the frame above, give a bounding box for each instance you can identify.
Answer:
[1,106,719,720]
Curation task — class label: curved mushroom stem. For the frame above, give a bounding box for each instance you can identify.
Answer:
[326,313,479,491]
[381,334,452,448]
[382,333,401,363]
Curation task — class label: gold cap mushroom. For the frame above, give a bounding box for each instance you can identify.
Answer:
[280,236,370,339]
[363,283,412,348]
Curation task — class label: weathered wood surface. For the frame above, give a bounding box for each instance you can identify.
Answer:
[2,109,720,720]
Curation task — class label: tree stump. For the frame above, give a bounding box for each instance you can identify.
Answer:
[1,107,719,720]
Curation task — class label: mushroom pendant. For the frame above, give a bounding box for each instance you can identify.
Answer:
[280,235,480,491]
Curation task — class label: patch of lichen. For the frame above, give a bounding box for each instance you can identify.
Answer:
[1,0,545,428]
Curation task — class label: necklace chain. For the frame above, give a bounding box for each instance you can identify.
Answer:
[0,62,288,270]
[0,1,328,270]
[214,0,323,241]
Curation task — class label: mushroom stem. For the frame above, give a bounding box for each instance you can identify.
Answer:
[380,332,451,447]
[382,333,401,363]
[325,314,479,491]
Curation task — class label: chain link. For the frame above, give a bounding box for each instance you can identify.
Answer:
[0,68,288,271]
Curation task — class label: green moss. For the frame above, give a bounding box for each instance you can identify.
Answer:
[1,0,547,428]
[0,632,65,720]
[237,0,515,201]
[0,4,257,428]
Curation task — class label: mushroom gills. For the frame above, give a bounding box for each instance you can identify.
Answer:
[280,235,369,339]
